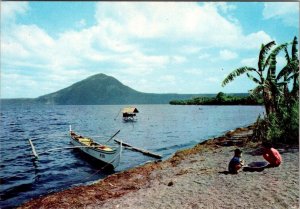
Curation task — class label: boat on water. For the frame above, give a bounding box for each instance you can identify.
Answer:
[70,130,122,169]
[122,107,139,122]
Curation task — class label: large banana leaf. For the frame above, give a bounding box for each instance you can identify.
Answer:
[291,36,298,61]
[258,41,276,72]
[267,43,288,83]
[222,67,256,87]
[277,60,299,80]
[246,73,261,84]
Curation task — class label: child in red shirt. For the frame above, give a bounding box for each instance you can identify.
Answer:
[262,142,282,167]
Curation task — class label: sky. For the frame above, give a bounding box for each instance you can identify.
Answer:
[1,2,299,98]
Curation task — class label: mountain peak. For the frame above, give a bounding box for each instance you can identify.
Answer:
[88,73,109,78]
[36,73,203,105]
[85,73,114,81]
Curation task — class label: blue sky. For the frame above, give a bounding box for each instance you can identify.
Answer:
[1,2,299,98]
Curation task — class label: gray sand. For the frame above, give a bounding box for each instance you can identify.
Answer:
[95,146,299,209]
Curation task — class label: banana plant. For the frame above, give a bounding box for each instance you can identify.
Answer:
[222,38,298,116]
[277,36,299,100]
[222,41,277,115]
[265,43,289,112]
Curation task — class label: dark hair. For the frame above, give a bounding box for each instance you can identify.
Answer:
[262,142,273,149]
[234,149,242,155]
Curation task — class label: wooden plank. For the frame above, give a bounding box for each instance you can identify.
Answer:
[114,139,162,159]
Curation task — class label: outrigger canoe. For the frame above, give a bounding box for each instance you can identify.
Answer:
[70,130,122,169]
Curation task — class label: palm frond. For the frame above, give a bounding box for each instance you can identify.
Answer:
[291,36,298,61]
[277,60,298,80]
[263,55,272,71]
[250,85,264,96]
[267,54,277,83]
[287,72,299,82]
[277,81,289,87]
[271,43,288,56]
[284,48,291,63]
[222,67,256,87]
[246,73,261,84]
[258,41,276,71]
[267,43,289,82]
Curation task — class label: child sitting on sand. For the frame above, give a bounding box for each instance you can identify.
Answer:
[228,149,244,174]
[262,142,282,167]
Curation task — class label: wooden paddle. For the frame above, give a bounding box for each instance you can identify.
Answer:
[106,130,121,142]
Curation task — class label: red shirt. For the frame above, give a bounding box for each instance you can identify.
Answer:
[263,148,282,166]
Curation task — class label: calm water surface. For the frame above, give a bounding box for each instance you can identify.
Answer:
[0,104,264,208]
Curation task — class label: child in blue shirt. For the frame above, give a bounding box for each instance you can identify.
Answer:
[228,149,244,174]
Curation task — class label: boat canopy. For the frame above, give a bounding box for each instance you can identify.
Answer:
[122,107,139,114]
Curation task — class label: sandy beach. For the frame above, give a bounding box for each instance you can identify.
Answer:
[20,127,299,209]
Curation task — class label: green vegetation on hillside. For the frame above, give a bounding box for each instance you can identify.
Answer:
[169,92,262,105]
[223,36,299,144]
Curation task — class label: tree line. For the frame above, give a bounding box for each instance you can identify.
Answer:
[169,92,263,105]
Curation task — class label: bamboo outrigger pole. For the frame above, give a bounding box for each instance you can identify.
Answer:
[114,139,162,159]
[28,139,39,158]
[29,126,122,158]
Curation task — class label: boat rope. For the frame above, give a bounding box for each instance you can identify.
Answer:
[114,108,122,121]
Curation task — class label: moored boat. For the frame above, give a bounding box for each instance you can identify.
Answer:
[70,130,122,169]
[122,107,139,122]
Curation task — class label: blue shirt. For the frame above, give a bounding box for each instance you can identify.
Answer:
[228,156,242,173]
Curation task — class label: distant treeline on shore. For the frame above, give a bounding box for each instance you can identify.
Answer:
[169,92,263,105]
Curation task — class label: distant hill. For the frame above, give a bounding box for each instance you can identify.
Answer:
[1,73,248,105]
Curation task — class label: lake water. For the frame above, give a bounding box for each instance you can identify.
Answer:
[0,104,264,208]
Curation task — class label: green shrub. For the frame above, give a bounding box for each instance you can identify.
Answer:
[266,113,284,144]
[253,101,299,144]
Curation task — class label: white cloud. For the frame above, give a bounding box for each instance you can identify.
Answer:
[263,3,299,27]
[219,49,238,60]
[2,24,58,70]
[185,69,203,76]
[242,31,273,49]
[1,2,29,23]
[118,52,169,70]
[159,75,177,83]
[240,58,257,67]
[206,2,236,13]
[198,53,211,60]
[2,2,273,73]
[95,2,272,49]
[76,19,86,28]
[206,77,220,83]
[1,72,40,98]
[2,41,30,59]
[2,2,279,97]
[170,56,187,64]
[181,46,201,54]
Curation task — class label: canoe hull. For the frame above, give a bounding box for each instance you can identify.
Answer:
[70,136,121,169]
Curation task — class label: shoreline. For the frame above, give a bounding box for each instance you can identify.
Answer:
[19,125,299,209]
